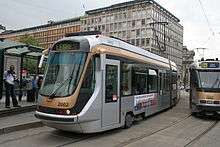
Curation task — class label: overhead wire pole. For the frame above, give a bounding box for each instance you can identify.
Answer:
[149,21,169,56]
[194,47,207,59]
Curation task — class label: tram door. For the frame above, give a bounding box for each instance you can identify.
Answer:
[102,59,120,127]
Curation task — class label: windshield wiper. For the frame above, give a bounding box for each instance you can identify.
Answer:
[211,78,220,88]
[48,76,73,98]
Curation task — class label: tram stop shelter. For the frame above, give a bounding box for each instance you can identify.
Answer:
[0,38,44,99]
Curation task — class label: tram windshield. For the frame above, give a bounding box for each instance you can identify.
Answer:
[39,52,87,97]
[197,71,220,89]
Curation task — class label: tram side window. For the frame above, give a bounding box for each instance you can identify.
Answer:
[75,58,96,113]
[121,63,132,96]
[159,73,164,90]
[132,65,148,95]
[80,58,95,93]
[164,72,170,90]
[148,69,158,93]
[171,72,177,90]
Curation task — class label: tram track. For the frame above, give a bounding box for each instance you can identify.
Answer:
[55,96,191,147]
[116,114,219,147]
[184,120,219,147]
[114,113,192,147]
[55,135,94,147]
[52,113,192,147]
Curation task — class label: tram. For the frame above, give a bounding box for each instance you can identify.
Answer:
[35,31,178,133]
[189,58,220,114]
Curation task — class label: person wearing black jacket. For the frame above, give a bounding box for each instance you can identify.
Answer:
[3,65,21,108]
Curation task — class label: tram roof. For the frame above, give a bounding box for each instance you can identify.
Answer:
[58,35,177,70]
[190,60,220,70]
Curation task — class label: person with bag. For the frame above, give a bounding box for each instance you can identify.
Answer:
[3,65,21,108]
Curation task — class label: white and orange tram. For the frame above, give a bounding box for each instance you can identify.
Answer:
[35,32,178,133]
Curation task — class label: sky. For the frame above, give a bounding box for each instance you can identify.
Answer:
[0,0,220,60]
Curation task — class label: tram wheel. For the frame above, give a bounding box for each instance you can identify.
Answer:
[124,113,134,129]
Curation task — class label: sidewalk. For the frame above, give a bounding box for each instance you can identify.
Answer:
[0,111,43,135]
[0,96,37,117]
[0,96,43,135]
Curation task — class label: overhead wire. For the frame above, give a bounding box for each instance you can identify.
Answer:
[8,0,77,16]
[198,0,215,36]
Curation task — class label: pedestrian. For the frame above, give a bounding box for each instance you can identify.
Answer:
[31,75,38,102]
[36,75,43,101]
[3,65,21,108]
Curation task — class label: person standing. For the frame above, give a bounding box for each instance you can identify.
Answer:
[4,65,21,108]
[31,75,38,102]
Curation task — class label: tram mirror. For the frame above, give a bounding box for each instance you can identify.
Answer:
[42,49,49,55]
[38,54,45,68]
[39,49,49,68]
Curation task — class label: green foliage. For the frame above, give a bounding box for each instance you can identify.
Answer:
[19,34,40,47]
[19,34,41,74]
[23,58,37,74]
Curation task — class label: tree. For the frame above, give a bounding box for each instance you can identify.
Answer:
[19,34,40,47]
[19,34,41,74]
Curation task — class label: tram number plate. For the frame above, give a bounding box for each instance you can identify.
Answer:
[207,100,213,104]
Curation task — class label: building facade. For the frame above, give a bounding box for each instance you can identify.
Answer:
[81,0,183,71]
[0,0,183,72]
[182,46,195,87]
[0,18,81,49]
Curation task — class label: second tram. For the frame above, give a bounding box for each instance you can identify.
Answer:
[189,59,220,114]
[35,32,178,133]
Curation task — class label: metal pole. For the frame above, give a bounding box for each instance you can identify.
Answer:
[163,23,166,52]
[19,55,24,101]
[37,56,41,75]
[0,50,4,99]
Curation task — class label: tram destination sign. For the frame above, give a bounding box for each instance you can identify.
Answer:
[200,62,220,68]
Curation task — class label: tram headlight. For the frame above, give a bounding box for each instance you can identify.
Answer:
[66,110,71,115]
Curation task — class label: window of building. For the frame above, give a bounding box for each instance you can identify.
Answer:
[102,25,105,31]
[132,20,135,27]
[114,14,118,21]
[123,12,127,19]
[118,31,122,38]
[110,23,113,31]
[114,23,117,30]
[148,69,158,93]
[122,22,126,28]
[131,30,135,37]
[136,39,140,46]
[141,38,145,46]
[146,38,150,45]
[141,19,146,26]
[118,22,122,29]
[122,31,126,38]
[131,39,135,45]
[106,24,110,32]
[136,29,140,37]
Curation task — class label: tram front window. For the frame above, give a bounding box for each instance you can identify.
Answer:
[197,71,220,89]
[39,52,87,97]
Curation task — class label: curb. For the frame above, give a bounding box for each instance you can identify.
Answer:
[0,121,44,135]
[0,105,37,118]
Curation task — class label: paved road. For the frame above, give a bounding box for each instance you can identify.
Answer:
[0,91,219,147]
